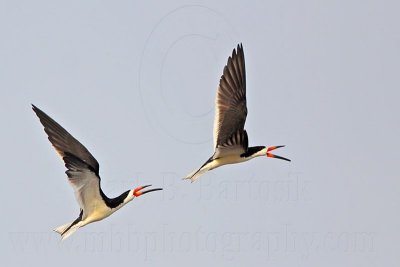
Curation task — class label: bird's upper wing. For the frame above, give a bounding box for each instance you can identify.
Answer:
[32,105,99,172]
[213,44,248,158]
[32,105,104,216]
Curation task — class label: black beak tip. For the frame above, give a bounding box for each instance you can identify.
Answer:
[141,188,163,195]
[277,155,291,162]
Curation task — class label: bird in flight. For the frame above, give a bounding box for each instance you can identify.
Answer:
[32,105,162,240]
[184,44,290,182]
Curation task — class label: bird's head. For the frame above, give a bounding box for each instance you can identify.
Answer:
[130,185,163,200]
[264,145,291,162]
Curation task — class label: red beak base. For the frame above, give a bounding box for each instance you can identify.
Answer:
[266,145,291,162]
[133,185,163,197]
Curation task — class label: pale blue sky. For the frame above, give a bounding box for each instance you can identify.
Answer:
[1,1,399,266]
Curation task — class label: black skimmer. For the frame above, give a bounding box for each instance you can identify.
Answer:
[184,44,290,182]
[32,105,162,240]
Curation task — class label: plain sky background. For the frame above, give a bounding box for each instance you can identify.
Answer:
[1,1,399,266]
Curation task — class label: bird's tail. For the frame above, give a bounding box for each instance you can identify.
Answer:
[183,158,214,182]
[54,221,81,241]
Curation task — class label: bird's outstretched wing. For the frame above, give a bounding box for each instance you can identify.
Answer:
[32,105,104,217]
[32,105,99,173]
[213,44,248,158]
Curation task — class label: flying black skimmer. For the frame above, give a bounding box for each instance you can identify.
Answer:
[184,44,290,182]
[32,105,162,240]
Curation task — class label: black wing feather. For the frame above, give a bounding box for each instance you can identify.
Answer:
[32,104,100,175]
[213,44,248,154]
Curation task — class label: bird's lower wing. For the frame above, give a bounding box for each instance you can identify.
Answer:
[64,153,105,218]
[213,129,248,159]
